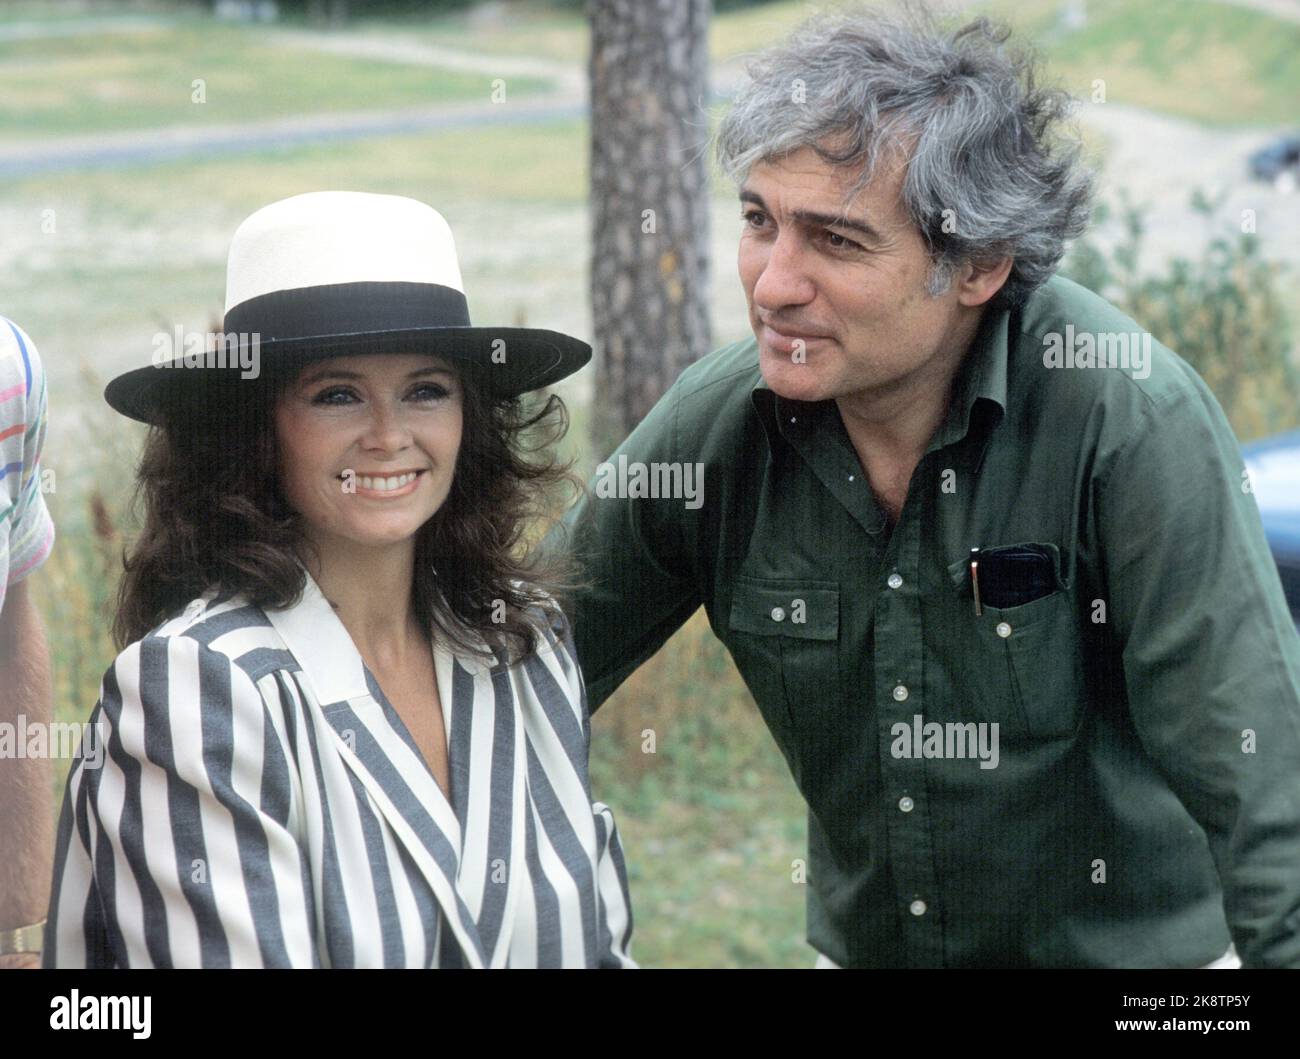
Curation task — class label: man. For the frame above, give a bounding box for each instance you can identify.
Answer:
[0,316,56,970]
[557,10,1300,967]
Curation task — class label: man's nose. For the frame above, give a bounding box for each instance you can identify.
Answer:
[752,231,815,311]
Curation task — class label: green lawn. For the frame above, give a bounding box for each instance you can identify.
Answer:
[0,18,551,140]
[5,0,1296,141]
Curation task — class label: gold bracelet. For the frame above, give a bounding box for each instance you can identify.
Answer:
[0,919,46,956]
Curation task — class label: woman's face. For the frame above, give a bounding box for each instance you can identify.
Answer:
[274,352,464,555]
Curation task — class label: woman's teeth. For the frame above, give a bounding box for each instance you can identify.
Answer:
[357,472,418,491]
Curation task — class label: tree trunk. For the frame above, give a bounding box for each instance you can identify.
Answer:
[589,0,712,455]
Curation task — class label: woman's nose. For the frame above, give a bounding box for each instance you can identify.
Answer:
[360,399,412,452]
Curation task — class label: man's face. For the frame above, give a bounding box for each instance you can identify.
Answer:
[738,145,968,407]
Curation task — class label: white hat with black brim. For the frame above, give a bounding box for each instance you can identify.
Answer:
[104,190,591,424]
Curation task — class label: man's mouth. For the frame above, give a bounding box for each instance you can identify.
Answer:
[759,321,831,354]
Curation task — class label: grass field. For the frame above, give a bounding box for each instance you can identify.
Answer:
[9,0,1294,131]
[0,17,550,140]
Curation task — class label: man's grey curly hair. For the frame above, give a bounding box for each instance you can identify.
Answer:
[715,5,1095,309]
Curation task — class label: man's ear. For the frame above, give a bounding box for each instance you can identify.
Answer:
[955,256,1013,308]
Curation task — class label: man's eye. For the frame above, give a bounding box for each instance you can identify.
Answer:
[826,231,862,251]
[741,208,767,228]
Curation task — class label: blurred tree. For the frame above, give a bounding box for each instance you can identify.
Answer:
[588,0,712,454]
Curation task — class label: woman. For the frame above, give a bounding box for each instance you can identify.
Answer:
[43,192,634,968]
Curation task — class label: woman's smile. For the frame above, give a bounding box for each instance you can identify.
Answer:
[338,468,427,498]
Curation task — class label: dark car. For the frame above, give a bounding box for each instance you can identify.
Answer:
[1248,134,1300,183]
[1242,429,1300,629]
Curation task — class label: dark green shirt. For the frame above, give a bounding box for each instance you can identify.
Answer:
[557,274,1300,968]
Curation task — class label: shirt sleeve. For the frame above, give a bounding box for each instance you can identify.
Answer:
[549,380,702,711]
[44,636,321,968]
[544,603,636,967]
[1097,375,1300,969]
[2,319,54,589]
[590,799,636,968]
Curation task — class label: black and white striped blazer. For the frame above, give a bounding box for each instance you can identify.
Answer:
[44,567,635,968]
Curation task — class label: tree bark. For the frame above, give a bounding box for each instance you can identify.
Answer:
[589,0,712,455]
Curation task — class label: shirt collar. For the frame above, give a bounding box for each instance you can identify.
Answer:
[748,301,1010,459]
[262,562,497,706]
[263,565,371,705]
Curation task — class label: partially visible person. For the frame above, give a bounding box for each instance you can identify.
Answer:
[0,316,56,970]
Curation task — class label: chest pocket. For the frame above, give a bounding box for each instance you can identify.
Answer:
[726,577,841,764]
[945,548,1085,741]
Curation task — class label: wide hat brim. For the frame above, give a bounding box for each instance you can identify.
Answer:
[103,192,593,425]
[104,325,591,425]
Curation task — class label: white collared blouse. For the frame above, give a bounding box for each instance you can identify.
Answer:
[44,570,635,968]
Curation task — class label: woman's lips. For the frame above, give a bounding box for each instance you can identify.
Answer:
[337,469,426,499]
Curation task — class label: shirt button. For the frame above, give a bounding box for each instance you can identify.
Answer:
[887,573,903,590]
[893,685,909,702]
[770,607,785,622]
[909,900,927,917]
[996,621,1012,638]
[898,796,914,813]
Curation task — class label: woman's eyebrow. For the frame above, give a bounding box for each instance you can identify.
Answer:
[300,366,457,384]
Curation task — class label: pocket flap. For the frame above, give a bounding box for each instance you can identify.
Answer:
[728,576,839,640]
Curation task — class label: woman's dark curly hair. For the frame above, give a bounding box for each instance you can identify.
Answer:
[111,354,580,665]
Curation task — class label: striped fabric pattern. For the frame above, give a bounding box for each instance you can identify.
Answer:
[44,567,635,968]
[0,316,55,607]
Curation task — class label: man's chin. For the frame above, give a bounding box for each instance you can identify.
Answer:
[757,347,834,403]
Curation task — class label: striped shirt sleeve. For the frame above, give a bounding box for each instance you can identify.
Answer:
[551,606,636,968]
[44,635,321,968]
[0,317,55,598]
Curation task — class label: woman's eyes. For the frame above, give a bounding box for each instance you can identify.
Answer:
[409,382,452,402]
[311,382,452,406]
[311,386,356,405]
